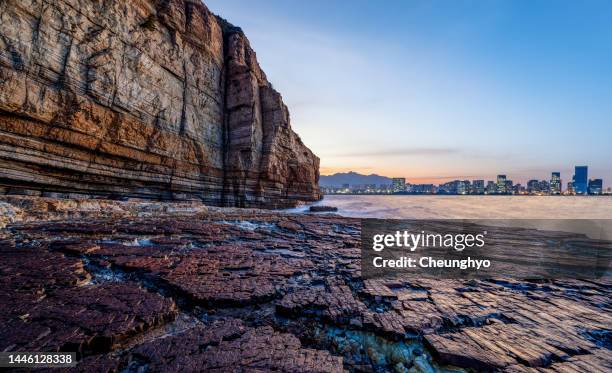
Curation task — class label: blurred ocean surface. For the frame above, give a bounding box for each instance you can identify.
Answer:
[289,195,612,219]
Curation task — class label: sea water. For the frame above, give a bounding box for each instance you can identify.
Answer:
[293,195,612,219]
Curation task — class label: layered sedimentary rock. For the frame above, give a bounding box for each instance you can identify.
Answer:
[0,0,320,207]
[1,196,611,372]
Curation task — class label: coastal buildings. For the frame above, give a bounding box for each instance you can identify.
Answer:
[505,180,514,194]
[513,184,525,194]
[472,180,485,194]
[496,175,507,194]
[550,172,562,194]
[458,180,471,195]
[589,179,603,195]
[409,184,437,194]
[486,181,496,194]
[321,166,606,195]
[439,180,460,194]
[573,166,588,194]
[392,178,406,193]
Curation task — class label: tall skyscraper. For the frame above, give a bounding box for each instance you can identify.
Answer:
[550,172,561,195]
[391,178,406,193]
[574,166,588,194]
[588,179,603,195]
[496,175,507,194]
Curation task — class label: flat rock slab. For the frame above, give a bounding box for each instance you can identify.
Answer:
[0,204,610,372]
[0,244,177,354]
[128,319,343,373]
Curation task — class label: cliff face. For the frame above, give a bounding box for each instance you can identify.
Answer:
[0,0,320,207]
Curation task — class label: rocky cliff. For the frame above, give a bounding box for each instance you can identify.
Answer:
[0,0,321,207]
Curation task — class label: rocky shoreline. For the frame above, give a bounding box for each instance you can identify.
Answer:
[1,196,611,372]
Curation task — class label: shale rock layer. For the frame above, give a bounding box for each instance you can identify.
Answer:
[1,196,611,372]
[0,0,320,207]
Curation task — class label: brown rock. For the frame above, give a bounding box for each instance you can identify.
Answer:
[2,198,611,372]
[309,206,339,212]
[0,0,320,208]
[0,244,177,354]
[127,320,344,373]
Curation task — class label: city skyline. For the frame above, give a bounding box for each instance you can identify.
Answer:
[207,1,612,184]
[320,167,605,187]
[321,165,608,195]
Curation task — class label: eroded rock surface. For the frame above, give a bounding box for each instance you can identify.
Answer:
[0,197,610,372]
[0,0,320,207]
[0,242,177,355]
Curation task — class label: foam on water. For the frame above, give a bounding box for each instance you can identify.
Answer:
[317,195,612,219]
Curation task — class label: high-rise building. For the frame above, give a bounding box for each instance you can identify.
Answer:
[574,166,588,194]
[486,181,496,194]
[505,180,513,194]
[513,183,525,194]
[538,180,550,194]
[527,179,539,194]
[497,175,507,194]
[457,180,470,195]
[588,179,603,195]
[391,178,406,193]
[411,184,436,194]
[550,172,561,195]
[472,180,485,194]
[438,180,459,194]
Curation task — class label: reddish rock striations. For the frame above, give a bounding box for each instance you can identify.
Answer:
[0,0,320,207]
[128,321,344,373]
[2,197,611,372]
[0,242,177,355]
[222,25,321,208]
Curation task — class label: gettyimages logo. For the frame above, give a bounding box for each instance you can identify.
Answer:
[372,230,487,252]
[361,219,612,279]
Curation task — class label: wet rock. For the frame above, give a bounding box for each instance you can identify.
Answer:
[310,206,339,213]
[0,243,91,295]
[126,321,343,372]
[0,242,177,354]
[47,354,122,373]
[1,197,611,371]
[1,281,177,354]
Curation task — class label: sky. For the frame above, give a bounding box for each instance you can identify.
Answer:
[206,0,612,185]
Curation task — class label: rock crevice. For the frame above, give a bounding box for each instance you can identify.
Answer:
[0,0,321,207]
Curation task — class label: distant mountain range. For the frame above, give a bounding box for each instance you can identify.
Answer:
[319,172,393,187]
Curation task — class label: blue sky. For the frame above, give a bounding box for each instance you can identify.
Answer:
[207,0,612,185]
